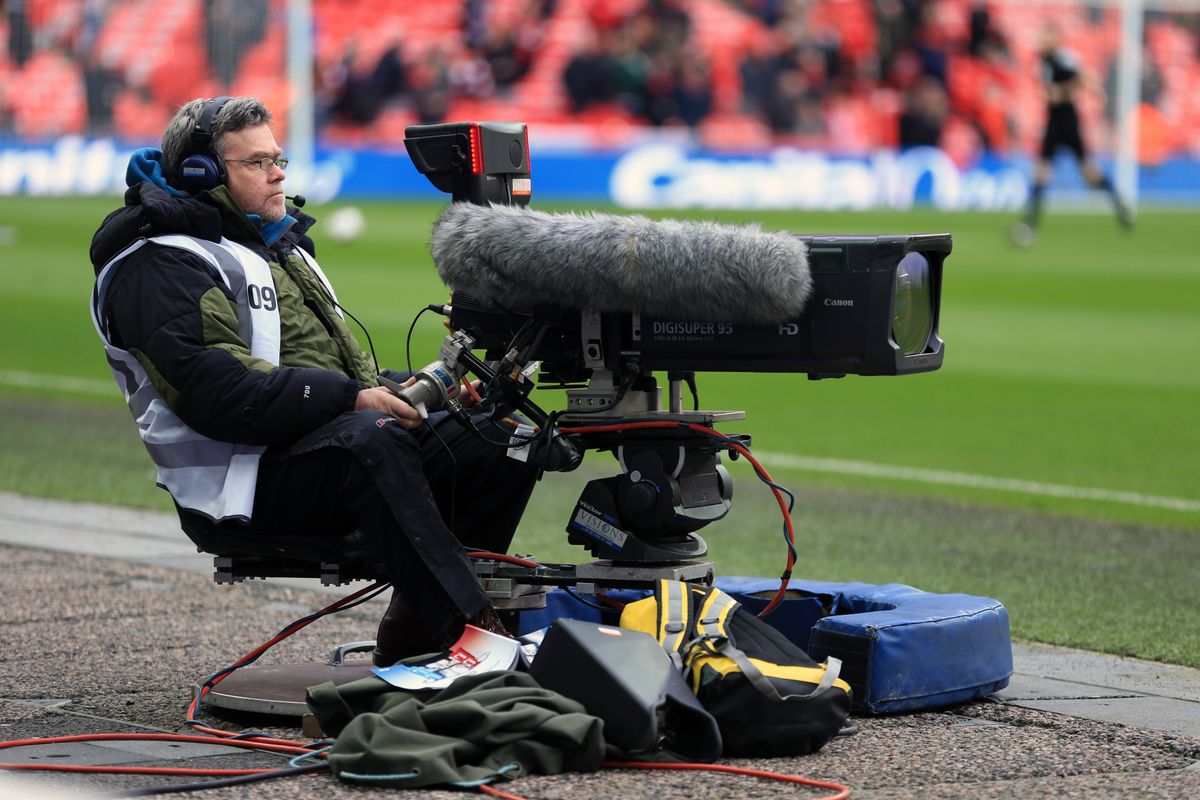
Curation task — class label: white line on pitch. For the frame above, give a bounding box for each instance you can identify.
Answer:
[756,452,1200,513]
[11,369,1198,514]
[0,370,114,396]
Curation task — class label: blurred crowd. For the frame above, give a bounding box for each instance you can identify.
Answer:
[554,0,1016,143]
[563,0,712,128]
[316,0,556,128]
[1,0,1197,158]
[1,0,270,136]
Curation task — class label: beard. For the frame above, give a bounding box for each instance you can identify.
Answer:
[229,183,286,222]
[257,199,287,222]
[248,190,287,222]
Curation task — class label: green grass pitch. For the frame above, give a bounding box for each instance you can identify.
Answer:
[1,196,1197,666]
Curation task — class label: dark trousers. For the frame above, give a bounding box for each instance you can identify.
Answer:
[245,409,539,637]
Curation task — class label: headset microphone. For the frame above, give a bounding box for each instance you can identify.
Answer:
[286,194,307,208]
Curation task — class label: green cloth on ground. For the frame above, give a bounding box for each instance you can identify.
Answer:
[306,671,606,789]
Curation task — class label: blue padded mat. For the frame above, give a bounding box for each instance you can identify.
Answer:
[519,577,1012,714]
[719,577,1012,714]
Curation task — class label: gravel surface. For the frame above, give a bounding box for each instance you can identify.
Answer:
[2,542,1198,799]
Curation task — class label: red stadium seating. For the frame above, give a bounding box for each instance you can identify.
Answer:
[0,0,1195,160]
[8,49,86,137]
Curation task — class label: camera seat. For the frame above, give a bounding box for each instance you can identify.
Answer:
[177,509,385,586]
[174,508,549,723]
[172,509,388,720]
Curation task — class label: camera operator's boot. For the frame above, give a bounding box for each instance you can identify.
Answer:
[374,596,515,668]
[468,604,514,639]
[373,591,443,667]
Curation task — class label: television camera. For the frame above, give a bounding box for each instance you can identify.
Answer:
[396,122,950,598]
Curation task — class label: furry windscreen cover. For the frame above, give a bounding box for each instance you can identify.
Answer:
[430,203,811,323]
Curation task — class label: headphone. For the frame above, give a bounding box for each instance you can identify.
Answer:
[175,96,232,194]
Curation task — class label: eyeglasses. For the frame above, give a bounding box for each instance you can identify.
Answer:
[227,156,289,172]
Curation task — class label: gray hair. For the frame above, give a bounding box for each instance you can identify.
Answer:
[161,96,273,182]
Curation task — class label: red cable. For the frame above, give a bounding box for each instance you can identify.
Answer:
[0,582,395,780]
[462,376,484,404]
[717,435,796,616]
[0,733,310,757]
[0,573,849,798]
[468,550,541,569]
[603,761,850,799]
[0,431,803,789]
[185,580,388,746]
[0,583,390,777]
[477,761,851,800]
[480,783,531,800]
[595,593,627,611]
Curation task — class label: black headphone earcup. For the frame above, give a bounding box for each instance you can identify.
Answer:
[177,152,224,194]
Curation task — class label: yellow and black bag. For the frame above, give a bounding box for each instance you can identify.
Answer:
[621,579,852,757]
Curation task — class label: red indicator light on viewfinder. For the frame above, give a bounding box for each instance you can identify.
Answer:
[469,123,484,174]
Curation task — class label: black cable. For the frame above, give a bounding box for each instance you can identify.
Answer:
[405,305,436,375]
[515,322,550,364]
[452,414,541,450]
[307,275,382,376]
[687,374,700,411]
[424,416,459,534]
[104,764,330,797]
[334,300,380,376]
[560,586,610,612]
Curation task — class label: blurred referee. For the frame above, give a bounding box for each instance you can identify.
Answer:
[1011,22,1132,247]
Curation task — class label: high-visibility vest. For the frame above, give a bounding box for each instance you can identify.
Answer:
[90,234,335,521]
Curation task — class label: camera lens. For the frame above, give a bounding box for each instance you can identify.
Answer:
[892,252,934,356]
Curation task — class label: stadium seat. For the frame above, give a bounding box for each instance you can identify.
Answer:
[807,0,876,61]
[238,27,287,79]
[940,113,982,167]
[112,89,172,141]
[688,0,770,114]
[823,94,883,152]
[8,50,86,138]
[369,107,418,143]
[148,38,208,108]
[946,54,983,117]
[699,113,772,151]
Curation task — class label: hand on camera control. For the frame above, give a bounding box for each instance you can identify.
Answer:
[362,373,482,430]
[378,334,582,472]
[356,381,424,430]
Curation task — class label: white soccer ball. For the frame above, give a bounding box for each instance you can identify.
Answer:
[325,206,366,243]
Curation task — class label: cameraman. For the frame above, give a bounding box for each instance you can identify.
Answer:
[89,96,539,666]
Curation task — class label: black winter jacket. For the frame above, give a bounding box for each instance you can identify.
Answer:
[90,182,377,446]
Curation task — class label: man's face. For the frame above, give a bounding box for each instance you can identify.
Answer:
[221,124,287,223]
